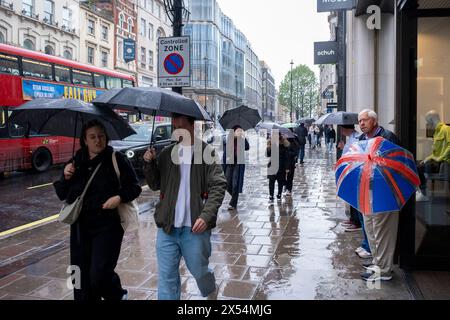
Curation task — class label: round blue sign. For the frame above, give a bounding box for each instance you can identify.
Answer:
[164,53,184,75]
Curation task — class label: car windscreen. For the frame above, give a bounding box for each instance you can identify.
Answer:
[124,124,153,142]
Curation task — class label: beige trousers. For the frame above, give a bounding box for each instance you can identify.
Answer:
[363,211,399,274]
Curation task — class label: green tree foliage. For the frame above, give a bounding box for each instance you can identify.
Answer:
[279,64,319,119]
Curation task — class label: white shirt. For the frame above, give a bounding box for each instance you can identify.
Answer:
[174,144,194,228]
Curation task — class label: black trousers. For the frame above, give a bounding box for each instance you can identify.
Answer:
[285,169,295,192]
[269,174,284,198]
[70,218,125,300]
[226,164,240,207]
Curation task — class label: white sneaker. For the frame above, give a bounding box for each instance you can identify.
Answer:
[355,247,364,254]
[356,248,372,259]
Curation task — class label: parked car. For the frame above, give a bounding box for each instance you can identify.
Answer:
[109,122,173,175]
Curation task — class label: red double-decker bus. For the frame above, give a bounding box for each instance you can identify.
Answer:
[0,43,135,175]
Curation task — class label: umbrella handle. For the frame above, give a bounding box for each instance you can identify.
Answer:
[72,112,78,158]
[149,110,156,149]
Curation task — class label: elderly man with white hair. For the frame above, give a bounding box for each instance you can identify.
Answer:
[357,109,402,282]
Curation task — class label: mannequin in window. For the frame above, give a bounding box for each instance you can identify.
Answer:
[416,110,450,200]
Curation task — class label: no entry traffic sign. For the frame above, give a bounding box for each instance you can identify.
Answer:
[158,36,190,88]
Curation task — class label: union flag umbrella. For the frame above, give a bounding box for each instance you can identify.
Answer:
[335,137,420,215]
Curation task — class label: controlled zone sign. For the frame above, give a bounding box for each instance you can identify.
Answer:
[158,36,190,88]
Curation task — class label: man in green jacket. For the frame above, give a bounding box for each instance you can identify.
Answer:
[143,113,226,300]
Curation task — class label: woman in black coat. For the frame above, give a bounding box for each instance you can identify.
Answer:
[266,133,289,204]
[53,120,141,300]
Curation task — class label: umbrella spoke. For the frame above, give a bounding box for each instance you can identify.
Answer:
[358,162,373,215]
[379,167,406,207]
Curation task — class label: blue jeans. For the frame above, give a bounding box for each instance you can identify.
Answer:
[298,145,305,163]
[357,211,371,253]
[156,227,215,300]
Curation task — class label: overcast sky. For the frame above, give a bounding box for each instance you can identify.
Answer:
[216,0,330,89]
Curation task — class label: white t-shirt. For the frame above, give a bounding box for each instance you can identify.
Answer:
[174,144,194,228]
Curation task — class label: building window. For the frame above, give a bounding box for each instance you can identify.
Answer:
[142,76,153,87]
[101,25,108,41]
[0,32,5,44]
[148,23,153,40]
[87,47,94,64]
[140,18,146,37]
[44,0,54,24]
[128,18,133,33]
[63,49,72,60]
[140,47,146,68]
[101,51,108,67]
[150,0,154,13]
[156,4,161,18]
[23,39,34,50]
[148,50,153,70]
[119,13,125,29]
[22,0,33,17]
[62,7,72,29]
[44,45,54,55]
[87,19,95,35]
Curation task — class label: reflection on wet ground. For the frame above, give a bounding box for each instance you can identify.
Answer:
[0,142,414,300]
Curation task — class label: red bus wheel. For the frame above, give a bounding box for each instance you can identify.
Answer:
[32,148,52,172]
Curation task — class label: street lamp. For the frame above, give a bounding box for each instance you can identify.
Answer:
[235,75,238,107]
[204,56,208,114]
[290,60,294,123]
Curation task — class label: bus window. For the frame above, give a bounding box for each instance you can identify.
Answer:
[55,65,70,83]
[123,79,133,88]
[94,74,106,88]
[73,69,94,86]
[0,107,6,128]
[9,123,26,138]
[0,53,20,75]
[106,76,122,89]
[22,58,53,80]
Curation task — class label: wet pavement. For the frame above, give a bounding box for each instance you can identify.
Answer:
[0,142,418,300]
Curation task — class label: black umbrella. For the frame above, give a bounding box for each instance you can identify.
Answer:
[297,117,316,124]
[92,87,211,121]
[314,111,358,125]
[9,98,136,156]
[255,122,295,138]
[218,105,261,131]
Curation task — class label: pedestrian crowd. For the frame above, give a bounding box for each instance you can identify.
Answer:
[53,108,408,300]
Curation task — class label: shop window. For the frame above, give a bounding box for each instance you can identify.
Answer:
[415,17,450,257]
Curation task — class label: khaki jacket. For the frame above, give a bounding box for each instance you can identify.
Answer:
[144,140,226,234]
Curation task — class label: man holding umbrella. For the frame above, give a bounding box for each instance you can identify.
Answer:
[357,109,402,282]
[143,113,226,300]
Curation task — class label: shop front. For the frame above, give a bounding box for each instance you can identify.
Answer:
[397,0,450,270]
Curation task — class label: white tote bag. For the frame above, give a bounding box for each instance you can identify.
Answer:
[58,163,102,225]
[112,152,140,232]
